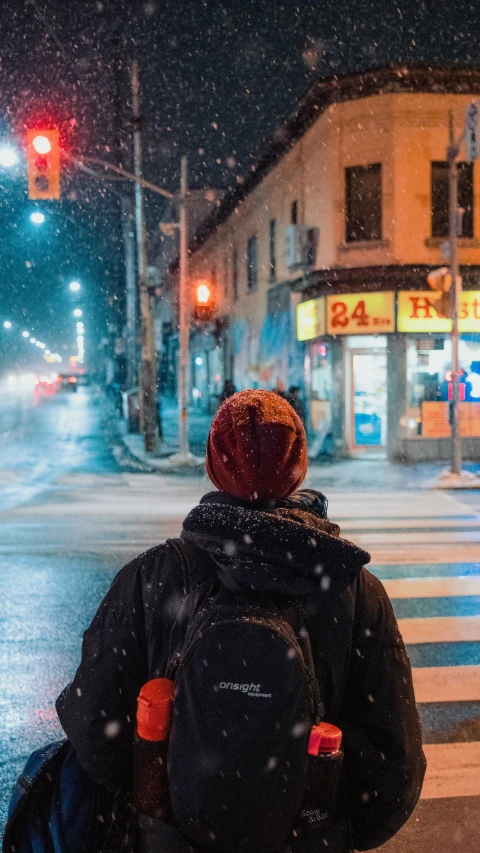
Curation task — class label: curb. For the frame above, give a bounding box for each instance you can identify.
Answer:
[119,429,206,476]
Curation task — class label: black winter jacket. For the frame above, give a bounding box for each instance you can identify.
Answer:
[56,492,426,852]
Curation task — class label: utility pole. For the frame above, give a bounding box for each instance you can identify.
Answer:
[448,112,462,475]
[121,197,137,389]
[131,60,157,453]
[178,155,189,458]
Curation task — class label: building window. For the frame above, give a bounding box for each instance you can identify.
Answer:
[269,219,276,281]
[291,200,298,224]
[232,249,238,301]
[246,236,258,292]
[345,164,382,242]
[431,161,474,238]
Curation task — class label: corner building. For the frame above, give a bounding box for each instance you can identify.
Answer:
[181,65,480,461]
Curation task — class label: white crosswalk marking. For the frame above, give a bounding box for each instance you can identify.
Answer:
[422,742,480,799]
[383,576,480,598]
[327,489,480,810]
[413,665,480,703]
[399,615,480,643]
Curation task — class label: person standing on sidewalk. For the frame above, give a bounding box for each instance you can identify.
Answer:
[220,378,237,403]
[56,390,426,853]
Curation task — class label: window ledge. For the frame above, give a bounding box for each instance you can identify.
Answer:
[425,237,480,249]
[338,239,389,252]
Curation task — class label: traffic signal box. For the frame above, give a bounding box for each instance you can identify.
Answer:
[426,266,452,319]
[26,128,60,200]
[194,280,215,321]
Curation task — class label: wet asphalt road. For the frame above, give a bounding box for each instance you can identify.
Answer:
[1,386,479,851]
[0,386,206,832]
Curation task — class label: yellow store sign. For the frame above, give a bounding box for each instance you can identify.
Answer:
[326,292,395,335]
[296,297,326,341]
[398,291,480,333]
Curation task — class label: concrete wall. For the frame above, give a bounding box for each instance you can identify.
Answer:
[387,334,408,462]
[396,438,480,463]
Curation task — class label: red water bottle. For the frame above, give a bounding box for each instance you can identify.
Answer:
[132,678,175,820]
[295,722,343,836]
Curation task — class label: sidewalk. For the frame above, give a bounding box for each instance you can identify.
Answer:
[118,398,209,474]
[114,396,480,488]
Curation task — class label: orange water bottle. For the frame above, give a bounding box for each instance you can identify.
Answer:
[132,678,175,820]
[295,722,343,836]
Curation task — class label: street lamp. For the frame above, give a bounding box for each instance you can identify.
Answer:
[22,330,29,338]
[73,308,82,318]
[69,281,81,292]
[30,337,36,344]
[3,321,12,329]
[30,211,45,225]
[0,145,19,168]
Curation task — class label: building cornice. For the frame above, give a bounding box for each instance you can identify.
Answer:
[169,63,480,272]
[293,264,480,299]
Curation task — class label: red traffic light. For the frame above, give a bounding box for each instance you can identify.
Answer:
[194,280,215,321]
[196,282,212,304]
[26,128,60,200]
[32,135,52,155]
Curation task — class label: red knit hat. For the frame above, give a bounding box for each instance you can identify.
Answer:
[206,389,307,502]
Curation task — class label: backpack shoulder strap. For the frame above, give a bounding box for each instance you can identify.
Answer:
[167,537,216,594]
[282,598,324,723]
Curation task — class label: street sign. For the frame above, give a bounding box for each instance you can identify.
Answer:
[326,292,395,335]
[296,297,326,341]
[465,102,478,162]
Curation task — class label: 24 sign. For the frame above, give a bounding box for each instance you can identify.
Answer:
[326,292,395,335]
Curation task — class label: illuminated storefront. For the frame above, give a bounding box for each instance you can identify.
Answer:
[297,289,480,461]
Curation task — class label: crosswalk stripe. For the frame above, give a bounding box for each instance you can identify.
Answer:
[413,665,480,702]
[399,615,480,643]
[408,641,480,668]
[421,742,480,798]
[372,563,480,579]
[342,517,480,530]
[384,576,480,598]
[368,543,480,564]
[356,530,480,544]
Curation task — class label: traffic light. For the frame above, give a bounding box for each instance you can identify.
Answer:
[426,266,452,319]
[194,280,215,321]
[26,128,60,200]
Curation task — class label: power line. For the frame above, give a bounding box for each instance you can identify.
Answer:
[25,0,70,64]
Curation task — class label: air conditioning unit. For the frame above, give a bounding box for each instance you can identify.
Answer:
[284,225,319,271]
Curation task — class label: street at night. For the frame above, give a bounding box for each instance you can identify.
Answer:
[0,387,479,850]
[3,2,480,851]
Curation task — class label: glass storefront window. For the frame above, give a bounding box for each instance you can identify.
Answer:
[305,341,332,453]
[405,336,480,438]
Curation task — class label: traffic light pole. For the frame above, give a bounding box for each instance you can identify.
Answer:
[131,60,157,453]
[448,112,463,475]
[178,155,190,458]
[121,197,137,390]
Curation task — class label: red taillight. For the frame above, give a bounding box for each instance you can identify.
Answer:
[68,376,77,383]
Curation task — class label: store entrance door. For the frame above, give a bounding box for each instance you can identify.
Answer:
[350,350,387,451]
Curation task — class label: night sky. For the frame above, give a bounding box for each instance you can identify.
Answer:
[0,0,479,367]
